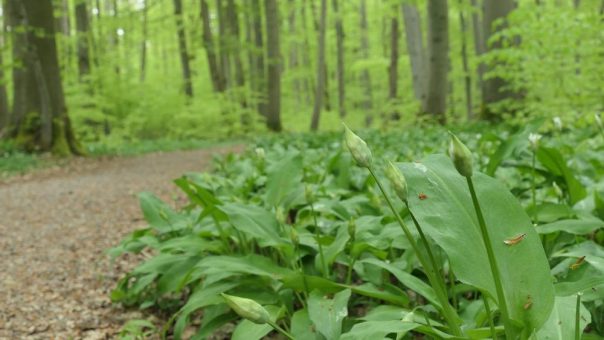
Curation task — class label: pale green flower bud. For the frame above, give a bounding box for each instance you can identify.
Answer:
[347,219,356,239]
[596,113,603,130]
[553,181,563,198]
[528,133,542,150]
[290,228,299,246]
[448,133,473,178]
[221,293,270,324]
[343,124,372,168]
[385,161,408,202]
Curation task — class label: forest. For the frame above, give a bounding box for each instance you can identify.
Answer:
[1,0,604,339]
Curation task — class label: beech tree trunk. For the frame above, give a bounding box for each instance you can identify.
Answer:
[201,0,225,92]
[423,0,449,124]
[75,0,91,80]
[333,0,346,118]
[359,0,373,125]
[264,0,282,131]
[0,1,9,134]
[252,0,266,116]
[216,0,231,88]
[173,0,194,97]
[388,9,400,120]
[482,0,515,120]
[310,0,327,131]
[402,4,427,103]
[471,0,486,99]
[139,0,148,82]
[226,0,245,90]
[459,1,473,120]
[8,0,80,154]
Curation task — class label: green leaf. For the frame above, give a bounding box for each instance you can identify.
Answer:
[291,308,317,340]
[308,289,351,340]
[231,305,283,340]
[537,219,604,235]
[265,153,303,209]
[219,203,289,248]
[534,296,591,339]
[138,192,185,232]
[536,147,586,205]
[196,254,294,279]
[400,155,555,331]
[340,320,418,340]
[360,258,440,308]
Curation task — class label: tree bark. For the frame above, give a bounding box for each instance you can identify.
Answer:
[423,0,449,124]
[252,0,266,115]
[264,0,282,131]
[359,0,373,126]
[402,4,427,103]
[0,0,10,134]
[332,0,345,118]
[201,0,226,92]
[310,0,327,131]
[173,0,194,97]
[216,0,231,88]
[226,0,245,89]
[388,9,400,120]
[8,0,80,154]
[459,0,473,120]
[482,0,515,120]
[470,0,486,100]
[139,0,148,82]
[75,0,91,80]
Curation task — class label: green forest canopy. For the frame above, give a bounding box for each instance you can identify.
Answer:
[0,0,603,154]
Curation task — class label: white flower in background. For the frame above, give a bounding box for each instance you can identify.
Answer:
[553,117,562,131]
[116,28,125,36]
[528,133,542,150]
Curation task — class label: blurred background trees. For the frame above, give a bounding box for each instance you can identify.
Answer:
[0,0,602,154]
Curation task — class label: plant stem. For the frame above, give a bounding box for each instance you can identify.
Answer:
[575,294,582,340]
[368,167,463,337]
[268,321,295,340]
[346,256,357,285]
[531,150,538,223]
[466,177,514,339]
[309,201,329,278]
[483,292,497,340]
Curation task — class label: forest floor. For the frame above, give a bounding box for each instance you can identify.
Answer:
[0,145,243,339]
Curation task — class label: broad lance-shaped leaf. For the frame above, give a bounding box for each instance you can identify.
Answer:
[534,296,590,339]
[308,289,351,340]
[399,155,554,331]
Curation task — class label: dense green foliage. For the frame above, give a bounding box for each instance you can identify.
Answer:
[111,117,604,339]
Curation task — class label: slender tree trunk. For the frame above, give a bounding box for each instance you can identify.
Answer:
[252,0,266,116]
[9,0,80,154]
[332,0,345,118]
[309,0,330,112]
[359,0,373,125]
[173,0,194,97]
[288,0,301,104]
[226,0,245,90]
[423,0,449,124]
[388,9,400,120]
[75,0,91,80]
[265,0,282,131]
[459,0,473,120]
[139,0,148,82]
[0,0,9,134]
[300,0,313,105]
[201,0,225,92]
[482,0,515,120]
[471,0,486,100]
[402,4,427,103]
[310,0,327,131]
[216,0,231,88]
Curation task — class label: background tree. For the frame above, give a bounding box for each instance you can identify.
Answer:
[75,0,91,81]
[310,0,327,131]
[173,0,193,97]
[423,0,449,124]
[265,0,282,132]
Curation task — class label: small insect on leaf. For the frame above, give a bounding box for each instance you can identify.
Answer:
[504,233,527,246]
[570,256,586,270]
[524,295,533,310]
[418,193,428,200]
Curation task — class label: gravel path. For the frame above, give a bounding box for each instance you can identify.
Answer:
[0,146,241,339]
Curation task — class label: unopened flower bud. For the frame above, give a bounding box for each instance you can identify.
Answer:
[276,207,286,225]
[305,185,314,203]
[553,117,562,131]
[221,293,270,324]
[553,181,563,198]
[255,147,265,160]
[347,219,356,239]
[596,113,603,130]
[290,228,299,246]
[343,124,372,168]
[448,133,473,178]
[385,161,408,202]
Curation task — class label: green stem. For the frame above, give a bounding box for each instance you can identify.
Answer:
[268,321,295,340]
[466,177,515,339]
[309,200,329,278]
[346,256,357,285]
[483,292,497,340]
[575,294,582,340]
[531,150,538,223]
[368,167,463,337]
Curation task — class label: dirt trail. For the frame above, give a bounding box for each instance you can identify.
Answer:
[0,146,242,339]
